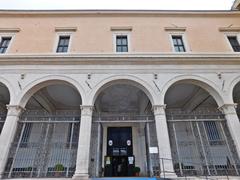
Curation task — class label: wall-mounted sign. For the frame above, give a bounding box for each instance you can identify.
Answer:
[128,156,134,164]
[149,147,158,154]
[108,140,113,146]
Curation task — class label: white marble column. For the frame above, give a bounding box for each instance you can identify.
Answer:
[219,104,240,158]
[73,105,93,180]
[0,105,24,178]
[153,105,177,178]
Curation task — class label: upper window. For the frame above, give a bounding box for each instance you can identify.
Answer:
[116,35,128,52]
[227,36,240,52]
[56,35,70,53]
[172,35,186,52]
[0,37,12,54]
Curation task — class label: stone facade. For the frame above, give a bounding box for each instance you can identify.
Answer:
[0,7,240,179]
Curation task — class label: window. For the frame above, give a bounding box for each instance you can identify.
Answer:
[0,37,12,54]
[204,121,221,141]
[20,123,32,148]
[56,36,70,53]
[116,35,128,52]
[172,35,186,52]
[227,36,240,52]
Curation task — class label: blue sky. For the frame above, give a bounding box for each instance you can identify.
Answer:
[0,0,235,10]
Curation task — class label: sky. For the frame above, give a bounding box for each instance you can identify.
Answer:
[0,0,236,10]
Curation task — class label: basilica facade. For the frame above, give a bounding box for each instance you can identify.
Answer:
[0,2,240,179]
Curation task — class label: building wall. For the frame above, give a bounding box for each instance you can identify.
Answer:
[0,11,240,54]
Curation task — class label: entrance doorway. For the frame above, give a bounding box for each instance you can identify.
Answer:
[104,127,134,177]
[89,82,159,177]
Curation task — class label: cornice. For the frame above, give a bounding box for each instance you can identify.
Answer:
[0,53,240,65]
[0,10,240,17]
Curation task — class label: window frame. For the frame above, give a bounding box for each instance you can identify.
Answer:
[225,33,240,52]
[169,32,189,53]
[0,33,14,54]
[113,32,131,53]
[54,32,73,53]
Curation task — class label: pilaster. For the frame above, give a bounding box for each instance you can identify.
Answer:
[152,105,177,178]
[219,103,240,158]
[73,105,94,180]
[0,105,24,178]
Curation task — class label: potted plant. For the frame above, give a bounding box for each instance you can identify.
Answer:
[54,163,64,177]
[133,166,141,176]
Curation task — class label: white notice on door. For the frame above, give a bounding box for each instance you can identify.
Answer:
[149,147,158,154]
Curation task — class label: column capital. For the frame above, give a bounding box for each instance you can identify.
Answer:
[152,104,166,115]
[80,105,94,116]
[218,103,237,114]
[6,105,25,116]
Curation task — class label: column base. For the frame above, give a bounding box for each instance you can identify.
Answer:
[72,173,89,180]
[160,172,178,179]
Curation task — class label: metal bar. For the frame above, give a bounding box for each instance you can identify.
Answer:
[167,119,225,122]
[8,123,26,178]
[19,121,80,123]
[38,119,51,177]
[66,122,74,177]
[201,121,217,175]
[219,122,239,175]
[96,121,101,177]
[196,120,211,175]
[172,122,183,176]
[93,120,154,123]
[190,121,204,175]
[145,120,153,176]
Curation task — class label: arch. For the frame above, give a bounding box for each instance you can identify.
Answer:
[229,75,240,103]
[88,75,158,105]
[161,75,224,106]
[16,75,85,107]
[0,76,14,104]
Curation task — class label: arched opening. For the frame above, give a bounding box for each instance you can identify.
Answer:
[0,82,10,133]
[165,82,240,177]
[233,81,240,119]
[4,82,82,178]
[89,81,158,178]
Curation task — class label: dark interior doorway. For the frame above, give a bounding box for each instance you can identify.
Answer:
[104,127,134,177]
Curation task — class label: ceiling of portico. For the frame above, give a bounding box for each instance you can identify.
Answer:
[233,82,240,104]
[95,84,151,114]
[0,83,10,111]
[23,82,222,113]
[165,83,217,110]
[26,84,81,111]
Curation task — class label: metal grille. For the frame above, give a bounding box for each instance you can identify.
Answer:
[167,110,240,177]
[90,114,158,177]
[4,110,80,178]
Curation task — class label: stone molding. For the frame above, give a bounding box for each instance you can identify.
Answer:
[0,53,240,66]
[6,105,25,116]
[218,103,238,115]
[152,104,166,116]
[80,105,94,116]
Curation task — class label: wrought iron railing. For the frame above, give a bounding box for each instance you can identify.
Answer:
[92,114,154,123]
[4,114,80,179]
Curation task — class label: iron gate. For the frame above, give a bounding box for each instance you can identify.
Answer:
[4,110,80,178]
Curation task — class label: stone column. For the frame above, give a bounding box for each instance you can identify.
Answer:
[73,105,93,180]
[0,105,24,178]
[153,105,176,178]
[219,104,240,157]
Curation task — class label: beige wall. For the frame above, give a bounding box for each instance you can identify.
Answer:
[0,11,240,53]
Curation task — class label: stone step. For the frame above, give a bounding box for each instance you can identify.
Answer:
[92,178,167,180]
